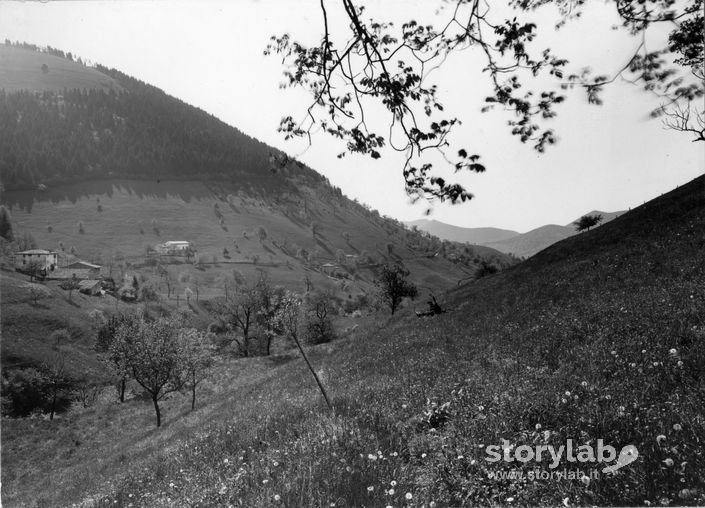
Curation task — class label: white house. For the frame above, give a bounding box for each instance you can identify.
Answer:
[156,241,193,256]
[15,249,58,272]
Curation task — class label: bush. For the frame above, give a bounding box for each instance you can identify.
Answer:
[1,367,73,417]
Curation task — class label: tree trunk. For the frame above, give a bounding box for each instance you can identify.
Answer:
[191,384,196,411]
[152,396,161,427]
[119,378,126,403]
[292,334,332,411]
[50,388,57,420]
[265,333,272,356]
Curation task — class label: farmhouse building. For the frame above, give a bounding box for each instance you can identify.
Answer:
[156,241,193,256]
[15,249,58,272]
[78,279,102,296]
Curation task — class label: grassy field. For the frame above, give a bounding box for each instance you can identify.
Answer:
[2,174,702,507]
[0,45,122,93]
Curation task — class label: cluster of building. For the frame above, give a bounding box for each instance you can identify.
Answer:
[14,249,103,294]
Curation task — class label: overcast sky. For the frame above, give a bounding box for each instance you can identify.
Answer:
[1,0,702,232]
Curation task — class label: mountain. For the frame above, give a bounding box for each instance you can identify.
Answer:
[408,209,626,258]
[482,223,574,258]
[406,219,518,244]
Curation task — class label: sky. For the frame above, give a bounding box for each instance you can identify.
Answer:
[0,0,702,232]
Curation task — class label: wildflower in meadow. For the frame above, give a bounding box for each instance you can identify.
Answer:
[581,475,590,486]
[405,492,413,500]
[669,348,677,355]
[535,423,542,430]
[656,435,666,444]
[367,486,374,492]
[390,480,397,487]
[663,458,674,467]
[507,497,515,503]
[388,489,395,495]
[581,381,588,387]
[274,494,281,502]
[565,391,571,397]
[673,423,682,431]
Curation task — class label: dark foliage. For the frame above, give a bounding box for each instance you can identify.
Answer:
[0,43,326,191]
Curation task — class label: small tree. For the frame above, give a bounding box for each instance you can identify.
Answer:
[26,283,50,305]
[573,214,604,232]
[257,226,268,242]
[61,275,80,302]
[114,317,185,427]
[44,352,69,420]
[217,278,259,357]
[0,206,14,241]
[95,314,134,402]
[25,260,44,282]
[179,328,214,410]
[375,263,418,315]
[303,291,336,344]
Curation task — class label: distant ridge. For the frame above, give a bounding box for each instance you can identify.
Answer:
[406,219,518,245]
[407,209,626,258]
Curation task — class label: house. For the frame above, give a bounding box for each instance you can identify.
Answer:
[15,249,58,272]
[321,263,337,275]
[156,241,193,256]
[78,279,102,296]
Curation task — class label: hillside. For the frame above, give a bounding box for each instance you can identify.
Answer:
[0,42,515,384]
[0,43,324,191]
[2,169,702,506]
[410,209,626,258]
[0,43,122,93]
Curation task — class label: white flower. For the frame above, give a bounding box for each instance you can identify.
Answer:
[478,405,485,411]
[367,486,374,492]
[390,480,397,487]
[663,458,674,467]
[388,489,395,495]
[561,398,567,404]
[669,348,677,355]
[581,475,590,486]
[581,381,588,387]
[421,453,427,458]
[507,497,515,503]
[673,423,683,431]
[677,361,684,367]
[274,494,281,502]
[565,391,571,397]
[535,423,542,430]
[611,350,617,355]
[224,458,229,464]
[368,454,377,461]
[405,492,413,500]
[656,434,667,444]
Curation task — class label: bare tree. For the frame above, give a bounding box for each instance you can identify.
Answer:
[179,328,214,410]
